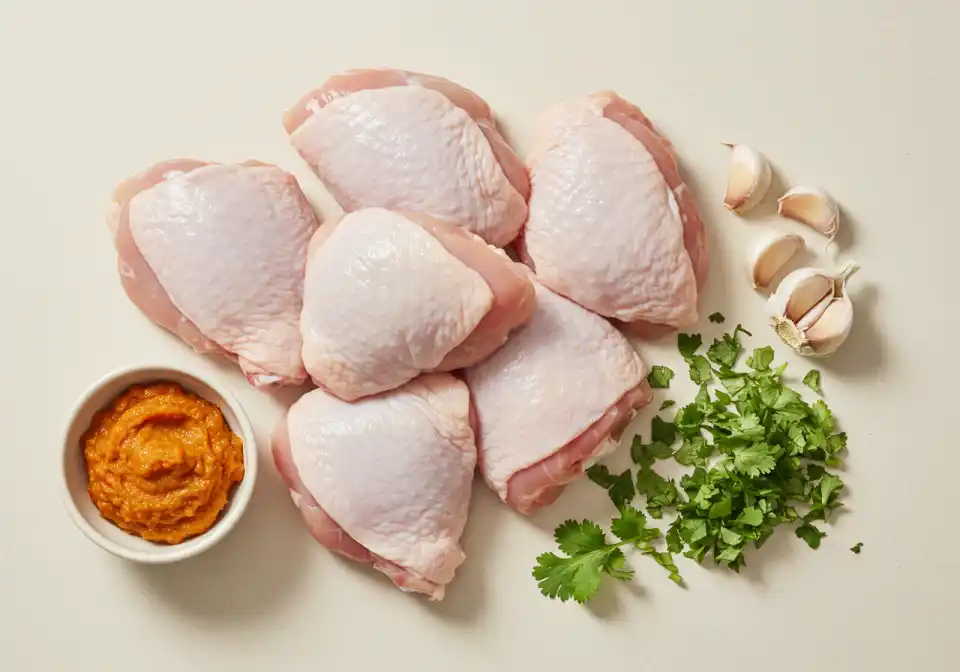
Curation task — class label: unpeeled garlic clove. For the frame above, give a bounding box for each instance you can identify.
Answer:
[768,262,859,356]
[778,186,840,238]
[723,144,772,214]
[750,233,806,291]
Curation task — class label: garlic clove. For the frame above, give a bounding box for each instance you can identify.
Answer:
[795,290,834,331]
[778,186,840,238]
[750,233,806,290]
[783,272,833,323]
[723,144,772,214]
[804,298,854,355]
[768,268,828,324]
[768,261,859,356]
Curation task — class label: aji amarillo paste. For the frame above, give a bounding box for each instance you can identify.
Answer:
[82,383,244,544]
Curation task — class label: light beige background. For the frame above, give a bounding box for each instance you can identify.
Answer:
[1,1,956,670]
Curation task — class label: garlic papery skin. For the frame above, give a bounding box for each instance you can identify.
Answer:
[778,186,840,238]
[723,144,772,214]
[750,233,806,291]
[768,262,859,356]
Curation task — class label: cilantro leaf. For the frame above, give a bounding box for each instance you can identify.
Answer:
[651,416,677,446]
[555,520,607,556]
[796,523,826,549]
[610,505,659,547]
[675,436,710,467]
[709,312,726,324]
[665,524,683,553]
[774,387,802,410]
[707,332,742,368]
[647,365,675,389]
[645,441,674,460]
[688,355,713,384]
[719,527,743,546]
[708,497,733,519]
[733,442,778,477]
[746,346,775,371]
[608,472,637,510]
[586,466,636,509]
[738,506,764,527]
[585,464,615,488]
[679,517,709,544]
[716,544,744,566]
[629,435,648,466]
[660,400,676,410]
[803,370,822,395]
[637,467,680,518]
[643,549,684,585]
[678,333,703,359]
[533,548,624,602]
[812,400,834,432]
[814,473,844,508]
[850,542,863,554]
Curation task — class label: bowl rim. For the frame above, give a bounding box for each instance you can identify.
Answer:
[60,363,258,564]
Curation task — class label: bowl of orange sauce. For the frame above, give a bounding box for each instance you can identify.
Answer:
[61,365,257,563]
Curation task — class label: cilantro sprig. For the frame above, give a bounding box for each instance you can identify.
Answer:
[533,507,666,602]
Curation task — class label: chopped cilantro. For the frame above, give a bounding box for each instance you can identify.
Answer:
[647,365,675,389]
[709,312,726,324]
[651,416,677,445]
[535,326,851,601]
[678,333,703,360]
[586,465,635,510]
[803,370,823,395]
[688,355,713,384]
[850,542,863,554]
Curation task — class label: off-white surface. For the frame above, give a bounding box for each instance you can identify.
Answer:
[1,2,957,670]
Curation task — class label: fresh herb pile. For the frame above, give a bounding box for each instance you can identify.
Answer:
[533,322,849,603]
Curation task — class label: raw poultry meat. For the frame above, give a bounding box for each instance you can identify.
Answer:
[519,91,708,336]
[108,160,318,387]
[272,373,476,600]
[284,68,529,247]
[300,207,534,401]
[465,272,652,514]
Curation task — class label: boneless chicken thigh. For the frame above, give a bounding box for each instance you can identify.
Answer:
[109,160,318,387]
[465,274,652,515]
[272,373,476,600]
[284,68,529,247]
[300,208,534,401]
[520,91,708,334]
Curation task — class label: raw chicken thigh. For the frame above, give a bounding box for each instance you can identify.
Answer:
[272,373,476,600]
[465,273,652,514]
[300,207,534,401]
[520,91,708,334]
[284,68,529,247]
[108,160,319,387]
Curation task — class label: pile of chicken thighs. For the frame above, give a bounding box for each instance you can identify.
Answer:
[109,68,706,600]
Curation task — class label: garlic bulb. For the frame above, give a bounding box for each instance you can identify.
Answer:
[778,187,840,238]
[768,262,859,356]
[723,144,772,214]
[750,233,806,291]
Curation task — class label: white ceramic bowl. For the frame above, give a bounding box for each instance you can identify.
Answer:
[61,365,258,563]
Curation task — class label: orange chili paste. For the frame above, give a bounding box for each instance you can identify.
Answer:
[82,383,244,544]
